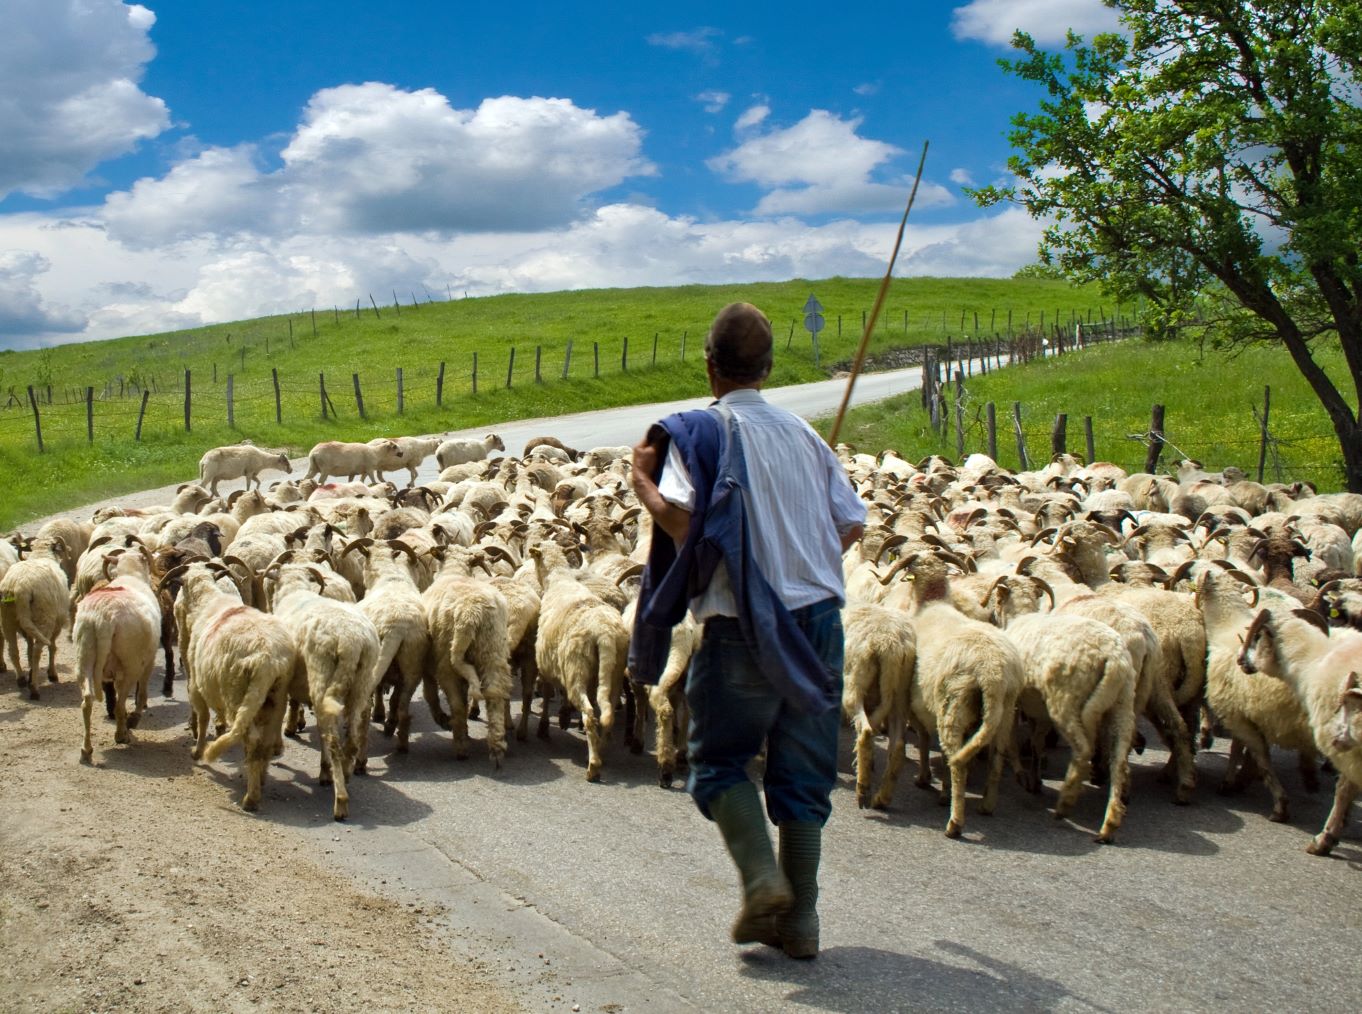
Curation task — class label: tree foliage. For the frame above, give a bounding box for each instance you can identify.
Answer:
[976,0,1362,490]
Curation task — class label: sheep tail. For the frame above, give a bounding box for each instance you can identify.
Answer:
[595,630,621,730]
[203,657,276,763]
[14,592,52,649]
[1083,655,1132,731]
[952,686,1005,768]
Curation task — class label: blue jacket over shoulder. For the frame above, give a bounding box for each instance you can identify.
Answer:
[627,404,839,715]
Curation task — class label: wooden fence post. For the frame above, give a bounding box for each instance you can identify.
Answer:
[320,372,329,419]
[954,370,965,460]
[396,367,404,414]
[239,346,245,371]
[986,402,998,460]
[28,386,45,451]
[272,368,282,424]
[622,336,628,372]
[437,361,445,407]
[1013,402,1030,470]
[184,369,192,433]
[1084,416,1095,465]
[227,374,235,428]
[534,346,542,384]
[1051,413,1067,457]
[1256,386,1271,483]
[311,308,317,336]
[392,290,401,317]
[135,389,149,441]
[680,330,687,361]
[86,386,94,444]
[562,340,573,380]
[353,373,366,419]
[652,332,659,365]
[369,294,381,318]
[1145,404,1166,474]
[593,342,599,378]
[506,348,515,388]
[472,352,478,394]
[212,363,217,384]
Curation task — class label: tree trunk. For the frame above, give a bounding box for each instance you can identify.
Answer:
[1334,418,1362,494]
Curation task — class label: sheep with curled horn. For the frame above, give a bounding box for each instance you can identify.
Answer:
[340,538,434,753]
[878,550,1022,838]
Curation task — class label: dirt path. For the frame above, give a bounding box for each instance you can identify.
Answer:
[0,658,521,1013]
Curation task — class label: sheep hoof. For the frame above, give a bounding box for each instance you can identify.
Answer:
[79,749,92,765]
[856,790,871,810]
[1306,834,1336,856]
[515,727,528,742]
[333,807,348,822]
[1269,804,1290,824]
[241,796,259,813]
[47,673,58,684]
[433,712,452,731]
[871,795,892,812]
[354,761,368,776]
[659,770,674,789]
[944,820,963,839]
[126,712,141,730]
[1094,831,1116,845]
[395,740,409,755]
[1132,732,1147,755]
[1198,732,1214,750]
[586,765,602,783]
[318,771,333,786]
[29,688,40,701]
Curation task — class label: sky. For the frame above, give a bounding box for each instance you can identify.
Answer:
[0,0,1124,350]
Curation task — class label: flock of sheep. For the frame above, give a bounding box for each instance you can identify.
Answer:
[2,431,1360,859]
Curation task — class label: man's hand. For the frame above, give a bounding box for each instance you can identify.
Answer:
[631,433,691,544]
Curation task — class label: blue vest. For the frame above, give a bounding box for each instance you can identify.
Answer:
[627,403,839,715]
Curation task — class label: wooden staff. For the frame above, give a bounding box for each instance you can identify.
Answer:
[826,140,930,447]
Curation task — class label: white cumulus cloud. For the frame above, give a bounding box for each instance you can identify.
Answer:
[0,0,170,200]
[708,110,951,217]
[949,168,977,186]
[950,0,1121,46]
[734,104,770,132]
[696,90,731,113]
[646,27,721,55]
[100,84,655,247]
[0,250,86,336]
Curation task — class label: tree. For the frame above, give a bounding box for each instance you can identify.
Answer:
[975,1,1362,490]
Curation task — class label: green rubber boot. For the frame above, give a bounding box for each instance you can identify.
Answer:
[775,821,822,959]
[709,781,793,943]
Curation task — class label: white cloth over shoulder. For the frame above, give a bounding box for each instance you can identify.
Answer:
[656,388,866,621]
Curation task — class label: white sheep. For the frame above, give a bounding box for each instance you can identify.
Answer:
[169,561,296,812]
[881,551,1023,838]
[421,545,513,766]
[198,443,293,496]
[435,433,506,470]
[531,543,630,782]
[841,604,917,811]
[74,549,162,761]
[303,440,405,485]
[986,579,1136,844]
[1240,607,1362,855]
[1,537,71,698]
[269,561,382,820]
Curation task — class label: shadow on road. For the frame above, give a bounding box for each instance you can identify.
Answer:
[740,939,1105,1012]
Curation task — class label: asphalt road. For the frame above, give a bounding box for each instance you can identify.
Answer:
[25,364,1362,1012]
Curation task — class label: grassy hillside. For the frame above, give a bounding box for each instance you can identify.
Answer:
[0,276,1115,528]
[817,338,1349,492]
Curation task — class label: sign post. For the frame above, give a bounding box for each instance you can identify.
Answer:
[803,294,825,368]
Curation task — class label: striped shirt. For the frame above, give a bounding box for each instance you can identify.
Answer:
[657,388,866,621]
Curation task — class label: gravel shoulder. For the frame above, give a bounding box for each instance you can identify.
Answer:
[0,660,521,1014]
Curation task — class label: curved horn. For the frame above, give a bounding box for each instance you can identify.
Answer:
[101,549,127,580]
[1028,526,1059,547]
[340,537,374,558]
[615,563,646,586]
[877,554,916,585]
[481,544,517,565]
[873,534,909,565]
[385,540,420,565]
[1292,608,1330,636]
[1029,577,1057,612]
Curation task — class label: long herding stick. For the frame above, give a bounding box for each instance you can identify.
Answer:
[826,140,930,447]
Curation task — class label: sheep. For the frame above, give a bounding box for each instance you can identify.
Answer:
[421,545,513,766]
[168,561,296,811]
[340,539,431,753]
[1194,570,1319,822]
[524,435,581,461]
[1239,608,1362,855]
[268,561,382,820]
[531,543,630,782]
[198,443,293,496]
[74,550,162,761]
[303,440,405,485]
[841,604,917,811]
[1,537,71,698]
[879,551,1023,838]
[435,434,506,469]
[583,445,633,470]
[642,613,700,789]
[989,585,1137,844]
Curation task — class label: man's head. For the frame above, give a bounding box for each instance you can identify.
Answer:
[705,302,773,388]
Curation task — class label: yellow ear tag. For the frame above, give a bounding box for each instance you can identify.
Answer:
[1331,608,1341,618]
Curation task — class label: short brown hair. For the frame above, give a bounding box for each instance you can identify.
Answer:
[705,302,773,383]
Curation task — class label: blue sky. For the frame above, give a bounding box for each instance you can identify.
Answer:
[0,0,1122,348]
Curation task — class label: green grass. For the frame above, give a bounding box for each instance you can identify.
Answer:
[816,338,1351,491]
[0,276,1115,529]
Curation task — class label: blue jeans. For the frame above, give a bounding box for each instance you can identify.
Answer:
[685,598,844,826]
